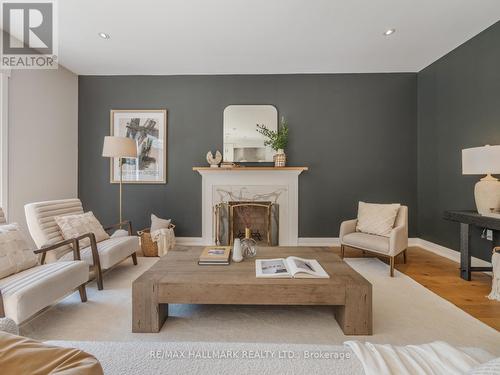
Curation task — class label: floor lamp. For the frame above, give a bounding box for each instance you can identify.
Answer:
[102,136,138,224]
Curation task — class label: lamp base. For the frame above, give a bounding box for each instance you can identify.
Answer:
[474,174,500,216]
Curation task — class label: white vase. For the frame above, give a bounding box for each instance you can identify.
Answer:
[232,238,243,263]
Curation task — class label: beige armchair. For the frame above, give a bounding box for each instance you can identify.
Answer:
[339,205,408,277]
[24,199,139,290]
[0,208,88,324]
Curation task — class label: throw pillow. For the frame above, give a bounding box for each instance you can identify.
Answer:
[356,201,401,237]
[54,212,109,249]
[150,214,171,233]
[0,317,19,335]
[0,223,38,279]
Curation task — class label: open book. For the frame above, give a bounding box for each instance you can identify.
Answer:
[255,257,330,278]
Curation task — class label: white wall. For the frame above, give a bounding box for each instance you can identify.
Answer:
[8,66,78,234]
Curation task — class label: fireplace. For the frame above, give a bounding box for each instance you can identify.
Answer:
[194,167,308,245]
[214,201,278,246]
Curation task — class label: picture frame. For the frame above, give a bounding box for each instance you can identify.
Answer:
[110,109,167,184]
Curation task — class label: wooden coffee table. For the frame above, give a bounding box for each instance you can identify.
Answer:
[132,246,372,335]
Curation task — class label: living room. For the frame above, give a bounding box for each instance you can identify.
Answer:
[0,1,499,374]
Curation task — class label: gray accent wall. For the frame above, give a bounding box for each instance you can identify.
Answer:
[417,21,500,260]
[79,74,417,237]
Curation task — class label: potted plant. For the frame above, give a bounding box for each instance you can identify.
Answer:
[256,116,289,167]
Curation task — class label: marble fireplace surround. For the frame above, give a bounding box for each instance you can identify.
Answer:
[193,167,308,246]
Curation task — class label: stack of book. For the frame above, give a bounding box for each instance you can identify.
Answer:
[198,246,231,265]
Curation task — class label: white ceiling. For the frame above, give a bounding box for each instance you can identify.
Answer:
[59,0,500,75]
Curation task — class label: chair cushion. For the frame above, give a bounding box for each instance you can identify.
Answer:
[356,201,400,237]
[59,236,139,270]
[0,261,88,324]
[54,212,110,249]
[0,224,38,279]
[342,232,390,254]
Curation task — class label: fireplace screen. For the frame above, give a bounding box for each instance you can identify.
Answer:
[214,201,278,246]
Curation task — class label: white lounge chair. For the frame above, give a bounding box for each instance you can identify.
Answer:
[25,199,139,290]
[0,208,88,324]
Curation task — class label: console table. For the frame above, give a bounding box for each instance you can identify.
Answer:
[443,210,499,280]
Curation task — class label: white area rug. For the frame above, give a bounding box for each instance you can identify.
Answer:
[43,340,493,375]
[45,341,363,375]
[22,256,500,356]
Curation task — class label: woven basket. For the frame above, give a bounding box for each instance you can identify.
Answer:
[138,225,175,257]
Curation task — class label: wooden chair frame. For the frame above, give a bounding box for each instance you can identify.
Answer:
[61,220,137,291]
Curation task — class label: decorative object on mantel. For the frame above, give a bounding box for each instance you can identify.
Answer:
[206,150,222,168]
[462,145,500,217]
[274,150,286,167]
[220,161,237,168]
[110,109,167,184]
[256,116,289,167]
[488,246,500,301]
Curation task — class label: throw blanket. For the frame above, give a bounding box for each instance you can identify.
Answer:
[151,227,175,257]
[345,341,480,375]
[488,250,500,301]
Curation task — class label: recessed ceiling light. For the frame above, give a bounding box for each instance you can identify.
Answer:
[98,32,110,39]
[383,29,396,36]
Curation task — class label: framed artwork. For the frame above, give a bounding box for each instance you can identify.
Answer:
[110,109,167,184]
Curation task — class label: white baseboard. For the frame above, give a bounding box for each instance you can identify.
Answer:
[409,238,492,267]
[175,236,492,267]
[176,237,205,246]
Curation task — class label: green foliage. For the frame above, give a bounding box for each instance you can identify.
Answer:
[256,118,289,151]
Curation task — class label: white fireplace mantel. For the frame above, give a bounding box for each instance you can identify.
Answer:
[194,167,308,246]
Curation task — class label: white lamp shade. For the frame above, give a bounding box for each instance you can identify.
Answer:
[102,136,137,158]
[462,145,500,175]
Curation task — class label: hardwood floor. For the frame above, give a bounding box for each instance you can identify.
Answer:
[335,245,500,332]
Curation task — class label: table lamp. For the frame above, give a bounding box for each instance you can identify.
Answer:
[102,136,137,223]
[462,145,500,216]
